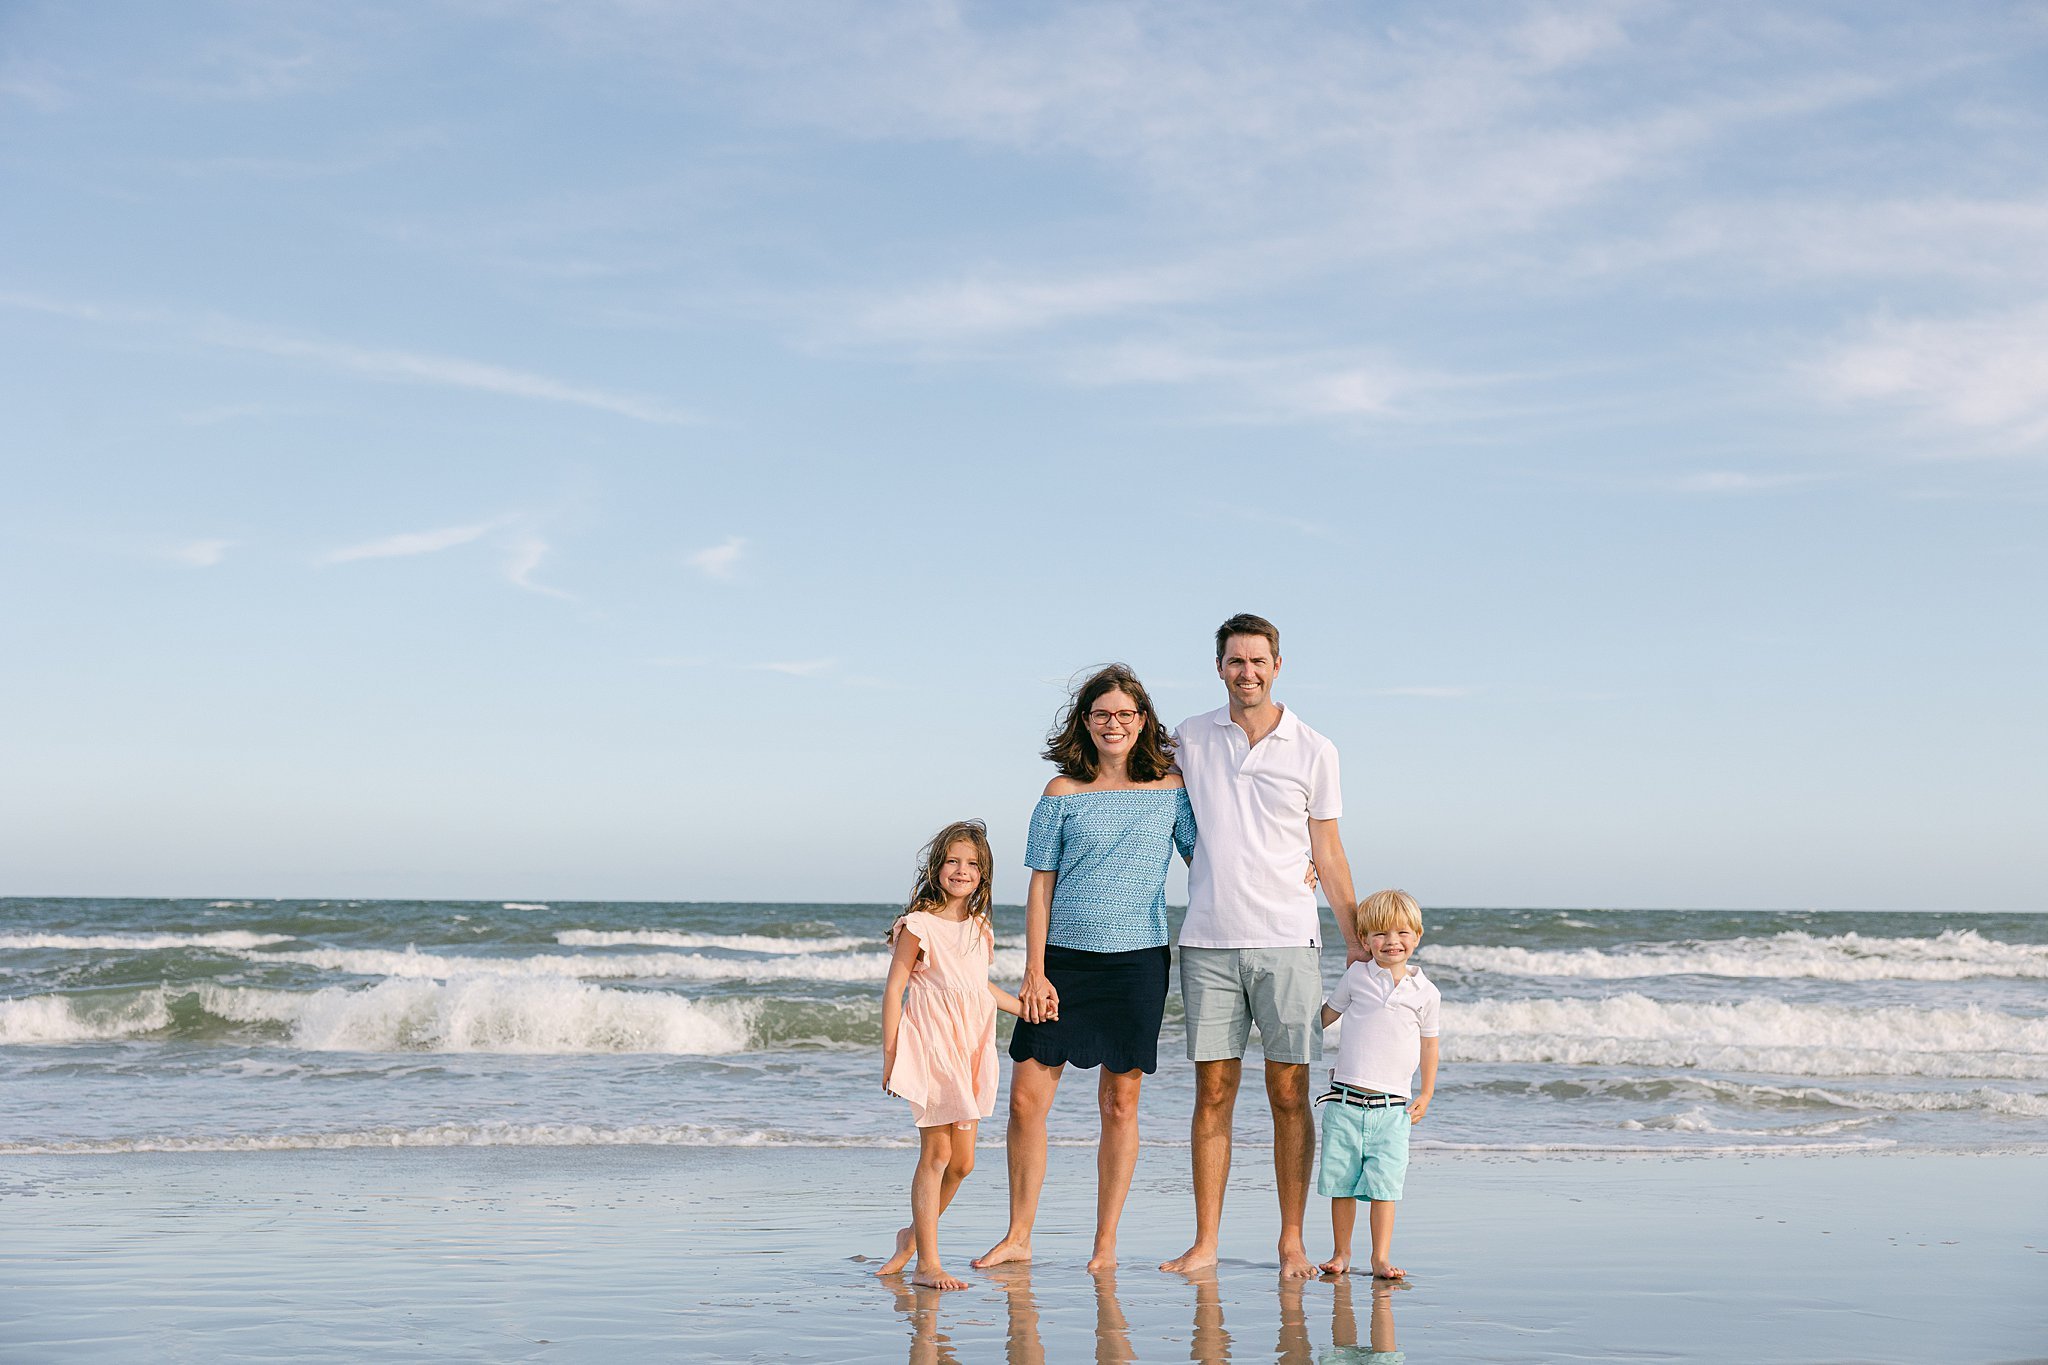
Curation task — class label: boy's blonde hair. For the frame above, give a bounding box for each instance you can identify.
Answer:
[1355,889,1423,938]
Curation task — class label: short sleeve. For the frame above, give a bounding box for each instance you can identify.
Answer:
[1326,966,1354,1014]
[1418,983,1441,1039]
[1308,740,1343,821]
[1023,795,1063,871]
[886,911,930,964]
[1172,788,1197,861]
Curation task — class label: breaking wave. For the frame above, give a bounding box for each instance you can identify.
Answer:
[1427,929,2048,981]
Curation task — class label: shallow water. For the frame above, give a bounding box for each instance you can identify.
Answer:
[3,899,2043,1156]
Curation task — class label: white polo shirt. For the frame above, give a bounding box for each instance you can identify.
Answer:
[1173,704,1343,948]
[1326,961,1440,1098]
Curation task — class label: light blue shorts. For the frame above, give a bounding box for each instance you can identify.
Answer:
[1317,1099,1410,1201]
[1178,945,1324,1065]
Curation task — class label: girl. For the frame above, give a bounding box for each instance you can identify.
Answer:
[875,819,1023,1290]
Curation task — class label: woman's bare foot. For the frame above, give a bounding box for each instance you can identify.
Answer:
[971,1236,1032,1268]
[875,1226,914,1276]
[1158,1243,1218,1274]
[1318,1252,1352,1276]
[910,1260,970,1291]
[1085,1241,1117,1273]
[1370,1259,1407,1280]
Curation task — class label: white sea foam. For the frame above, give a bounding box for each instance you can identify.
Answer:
[1429,929,2048,981]
[0,931,292,951]
[242,944,1028,983]
[190,979,758,1054]
[1448,994,2048,1078]
[0,1121,901,1155]
[501,902,550,911]
[0,991,174,1043]
[1618,1106,1890,1138]
[556,929,872,953]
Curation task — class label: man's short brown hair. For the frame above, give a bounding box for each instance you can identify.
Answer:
[1215,612,1281,663]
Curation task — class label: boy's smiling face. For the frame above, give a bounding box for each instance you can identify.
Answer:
[1366,926,1421,971]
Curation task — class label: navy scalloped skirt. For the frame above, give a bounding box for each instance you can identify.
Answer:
[1008,944,1170,1075]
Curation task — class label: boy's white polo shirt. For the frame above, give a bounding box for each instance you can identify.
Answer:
[1327,961,1440,1098]
[1173,704,1343,948]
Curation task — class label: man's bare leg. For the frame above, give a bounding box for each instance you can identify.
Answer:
[1267,1059,1315,1278]
[973,1059,1061,1267]
[1160,1058,1240,1273]
[1089,1067,1143,1272]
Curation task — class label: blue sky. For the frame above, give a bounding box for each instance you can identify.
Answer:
[3,1,2044,910]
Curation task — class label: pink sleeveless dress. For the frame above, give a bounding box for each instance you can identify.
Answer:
[886,910,999,1129]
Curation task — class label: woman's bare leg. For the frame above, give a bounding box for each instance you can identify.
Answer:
[1089,1068,1143,1271]
[973,1059,1061,1267]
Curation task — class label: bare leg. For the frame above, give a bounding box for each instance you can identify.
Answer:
[974,1058,1061,1267]
[881,1120,977,1275]
[1318,1197,1355,1275]
[909,1126,970,1289]
[1089,1068,1142,1272]
[1160,1058,1240,1273]
[1267,1059,1315,1278]
[1368,1199,1405,1280]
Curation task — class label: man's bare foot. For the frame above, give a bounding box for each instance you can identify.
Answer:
[1317,1253,1352,1276]
[971,1236,1031,1269]
[1371,1259,1407,1280]
[1279,1239,1316,1279]
[1086,1242,1117,1273]
[1158,1243,1218,1274]
[876,1226,914,1276]
[911,1261,970,1291]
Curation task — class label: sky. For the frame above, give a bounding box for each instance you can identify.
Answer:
[3,1,2044,911]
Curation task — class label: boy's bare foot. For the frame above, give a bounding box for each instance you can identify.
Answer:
[1279,1237,1316,1279]
[1158,1243,1218,1274]
[970,1236,1031,1268]
[1085,1241,1117,1273]
[1370,1259,1406,1281]
[875,1226,914,1276]
[1317,1253,1352,1276]
[911,1261,970,1291]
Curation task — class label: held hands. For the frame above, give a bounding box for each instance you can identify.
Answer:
[1018,970,1060,1025]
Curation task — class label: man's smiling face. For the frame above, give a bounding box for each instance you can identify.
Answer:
[1217,633,1280,711]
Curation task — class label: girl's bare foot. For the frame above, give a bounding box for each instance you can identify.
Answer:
[1085,1241,1117,1273]
[910,1260,970,1290]
[876,1226,914,1276]
[1371,1259,1406,1280]
[971,1236,1031,1268]
[1318,1253,1352,1276]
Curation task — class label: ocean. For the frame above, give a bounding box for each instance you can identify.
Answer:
[3,899,2043,1158]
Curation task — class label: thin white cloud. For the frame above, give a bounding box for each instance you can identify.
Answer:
[1066,338,1445,423]
[168,539,232,567]
[688,536,747,580]
[1370,686,1481,700]
[1667,472,1819,495]
[323,521,500,564]
[1817,304,2048,450]
[752,658,835,677]
[503,535,574,600]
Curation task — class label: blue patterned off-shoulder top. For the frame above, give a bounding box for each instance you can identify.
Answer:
[1024,787,1197,953]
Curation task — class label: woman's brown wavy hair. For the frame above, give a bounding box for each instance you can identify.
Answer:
[1043,664,1177,783]
[903,818,996,924]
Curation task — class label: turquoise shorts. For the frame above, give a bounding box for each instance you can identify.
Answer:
[1317,1098,1410,1201]
[1178,945,1324,1065]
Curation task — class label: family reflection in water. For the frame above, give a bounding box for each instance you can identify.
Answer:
[886,1268,1405,1364]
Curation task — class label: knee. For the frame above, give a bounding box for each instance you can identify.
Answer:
[949,1146,976,1180]
[1009,1089,1052,1123]
[1100,1088,1140,1126]
[919,1144,952,1176]
[1267,1073,1310,1114]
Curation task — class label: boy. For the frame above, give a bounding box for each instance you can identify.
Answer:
[1315,889,1440,1280]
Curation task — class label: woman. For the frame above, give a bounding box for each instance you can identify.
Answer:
[971,664,1194,1274]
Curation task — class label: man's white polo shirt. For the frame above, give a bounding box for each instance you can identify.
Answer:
[1173,703,1343,948]
[1327,960,1440,1098]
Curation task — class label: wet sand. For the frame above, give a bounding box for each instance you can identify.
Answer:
[3,1145,2044,1361]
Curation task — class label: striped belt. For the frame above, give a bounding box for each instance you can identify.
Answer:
[1316,1081,1407,1110]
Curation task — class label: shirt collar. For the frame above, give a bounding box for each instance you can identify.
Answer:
[1209,702,1293,736]
[1363,959,1427,988]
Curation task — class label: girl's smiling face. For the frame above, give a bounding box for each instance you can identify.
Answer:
[938,840,983,907]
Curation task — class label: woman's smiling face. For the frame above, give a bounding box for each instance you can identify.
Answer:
[1085,688,1144,762]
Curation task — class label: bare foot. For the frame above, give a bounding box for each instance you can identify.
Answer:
[1279,1238,1316,1279]
[875,1226,914,1277]
[1371,1259,1407,1281]
[1086,1242,1117,1273]
[911,1261,970,1291]
[1317,1253,1352,1276]
[971,1236,1032,1269]
[1158,1243,1218,1274]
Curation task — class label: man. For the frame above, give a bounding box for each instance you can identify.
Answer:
[1160,613,1363,1278]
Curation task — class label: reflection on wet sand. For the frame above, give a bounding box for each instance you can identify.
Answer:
[887,1279,961,1365]
[981,1264,1138,1364]
[1327,1273,1404,1363]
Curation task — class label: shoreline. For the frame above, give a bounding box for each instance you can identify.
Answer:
[6,1145,2043,1361]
